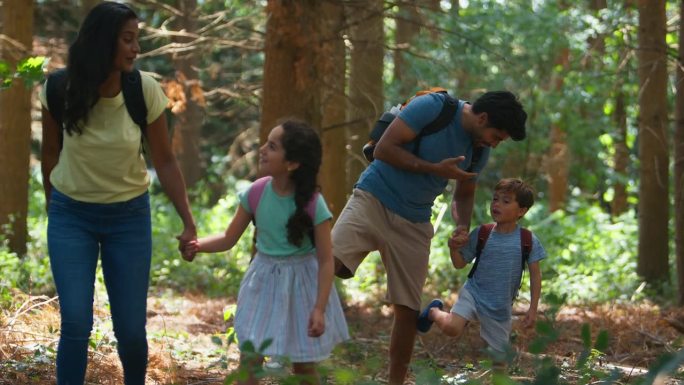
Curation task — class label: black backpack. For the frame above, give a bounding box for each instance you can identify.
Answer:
[362,88,484,171]
[46,69,147,148]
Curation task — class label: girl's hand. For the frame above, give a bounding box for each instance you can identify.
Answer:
[182,239,200,262]
[308,307,325,337]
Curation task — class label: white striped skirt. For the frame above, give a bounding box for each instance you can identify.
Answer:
[234,252,350,362]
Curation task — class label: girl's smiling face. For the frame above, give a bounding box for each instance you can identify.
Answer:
[259,125,298,177]
[113,18,140,72]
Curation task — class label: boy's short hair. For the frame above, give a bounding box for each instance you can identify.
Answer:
[494,178,535,209]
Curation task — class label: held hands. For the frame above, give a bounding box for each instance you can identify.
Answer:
[180,239,200,262]
[434,156,478,181]
[448,226,469,250]
[176,227,198,262]
[308,307,326,337]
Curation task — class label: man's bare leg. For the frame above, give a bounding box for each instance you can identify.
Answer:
[334,257,353,279]
[389,304,418,384]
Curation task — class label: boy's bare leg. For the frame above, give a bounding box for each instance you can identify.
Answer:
[293,362,319,385]
[430,308,468,337]
[389,304,418,385]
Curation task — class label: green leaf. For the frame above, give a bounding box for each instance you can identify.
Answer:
[333,368,357,384]
[594,329,609,352]
[211,335,223,346]
[581,323,591,348]
[536,320,554,336]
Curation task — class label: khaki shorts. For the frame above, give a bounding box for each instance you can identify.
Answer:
[332,189,434,311]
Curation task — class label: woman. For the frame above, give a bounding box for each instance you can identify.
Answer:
[39,2,196,384]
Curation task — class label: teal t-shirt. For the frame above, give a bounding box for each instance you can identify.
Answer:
[238,180,333,257]
[356,93,490,223]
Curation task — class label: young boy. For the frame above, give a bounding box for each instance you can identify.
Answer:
[417,178,546,356]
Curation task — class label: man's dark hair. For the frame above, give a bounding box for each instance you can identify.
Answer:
[472,91,527,141]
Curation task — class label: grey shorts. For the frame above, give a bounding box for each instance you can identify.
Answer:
[451,286,512,353]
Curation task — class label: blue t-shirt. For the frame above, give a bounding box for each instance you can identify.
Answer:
[461,225,546,321]
[356,93,490,223]
[238,180,333,257]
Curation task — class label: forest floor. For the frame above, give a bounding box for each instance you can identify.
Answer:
[1,286,684,385]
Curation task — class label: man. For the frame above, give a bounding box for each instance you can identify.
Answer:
[332,90,527,384]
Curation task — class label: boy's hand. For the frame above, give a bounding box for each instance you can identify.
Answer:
[308,307,325,337]
[522,308,537,329]
[448,227,469,249]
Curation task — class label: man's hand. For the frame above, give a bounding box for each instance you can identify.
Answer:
[433,156,478,180]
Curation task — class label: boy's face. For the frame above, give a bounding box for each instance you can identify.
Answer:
[490,190,528,224]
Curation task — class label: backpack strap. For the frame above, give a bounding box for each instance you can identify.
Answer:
[467,223,495,279]
[46,69,148,149]
[520,227,532,269]
[413,93,459,156]
[467,146,484,173]
[248,176,320,257]
[466,224,532,280]
[247,176,272,219]
[121,69,148,133]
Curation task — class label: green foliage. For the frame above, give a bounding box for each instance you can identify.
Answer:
[0,56,47,89]
[147,177,253,296]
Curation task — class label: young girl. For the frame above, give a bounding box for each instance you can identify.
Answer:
[184,120,349,384]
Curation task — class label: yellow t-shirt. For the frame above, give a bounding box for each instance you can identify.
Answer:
[39,72,169,203]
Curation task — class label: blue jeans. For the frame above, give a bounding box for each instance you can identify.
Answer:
[48,189,152,385]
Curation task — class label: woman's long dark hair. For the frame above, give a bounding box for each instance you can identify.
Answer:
[280,120,322,247]
[63,2,138,135]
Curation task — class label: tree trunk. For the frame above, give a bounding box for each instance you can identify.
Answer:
[675,0,684,305]
[318,0,347,220]
[394,0,419,96]
[346,0,384,191]
[612,86,629,216]
[172,0,205,188]
[261,0,319,145]
[546,46,570,212]
[612,0,634,216]
[636,0,669,283]
[0,0,33,256]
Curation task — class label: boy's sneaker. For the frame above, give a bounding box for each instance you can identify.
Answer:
[417,299,444,333]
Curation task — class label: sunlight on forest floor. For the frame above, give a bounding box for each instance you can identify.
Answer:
[1,286,683,385]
